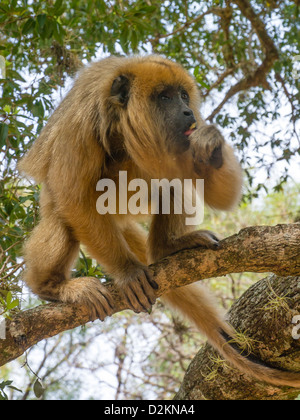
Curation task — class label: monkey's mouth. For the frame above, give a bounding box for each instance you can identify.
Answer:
[184,122,197,137]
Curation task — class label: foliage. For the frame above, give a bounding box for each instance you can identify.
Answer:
[0,380,21,400]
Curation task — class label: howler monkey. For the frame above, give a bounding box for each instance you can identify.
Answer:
[19,55,300,387]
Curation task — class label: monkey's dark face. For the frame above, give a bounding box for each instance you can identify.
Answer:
[153,85,197,154]
[109,59,200,161]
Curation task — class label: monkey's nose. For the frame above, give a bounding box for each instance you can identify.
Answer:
[183,109,196,127]
[183,109,195,118]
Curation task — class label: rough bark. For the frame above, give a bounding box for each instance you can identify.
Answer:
[0,223,299,374]
[175,274,300,400]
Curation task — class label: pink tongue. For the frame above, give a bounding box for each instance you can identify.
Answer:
[184,130,193,136]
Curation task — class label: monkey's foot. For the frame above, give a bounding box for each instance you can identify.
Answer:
[185,230,220,249]
[117,266,158,313]
[59,277,115,321]
[168,230,220,254]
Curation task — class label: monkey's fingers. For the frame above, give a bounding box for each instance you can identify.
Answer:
[209,145,223,169]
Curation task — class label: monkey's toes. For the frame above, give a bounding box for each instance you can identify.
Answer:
[58,277,115,321]
[73,277,115,322]
[119,268,158,314]
[190,230,221,250]
[85,283,116,322]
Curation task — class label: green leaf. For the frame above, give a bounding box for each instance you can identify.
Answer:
[53,0,66,17]
[7,299,19,310]
[5,292,19,311]
[31,100,44,118]
[0,123,8,148]
[7,384,22,393]
[37,14,47,30]
[6,291,12,305]
[54,0,63,9]
[3,105,11,113]
[131,30,138,51]
[0,380,22,395]
[120,26,129,53]
[22,17,35,35]
[39,18,55,39]
[53,21,66,43]
[33,379,45,399]
[0,380,13,389]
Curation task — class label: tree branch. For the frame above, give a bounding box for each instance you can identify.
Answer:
[0,223,299,368]
[148,7,222,47]
[207,0,280,121]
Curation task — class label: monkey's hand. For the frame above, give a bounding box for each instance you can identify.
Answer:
[190,125,225,174]
[116,264,158,313]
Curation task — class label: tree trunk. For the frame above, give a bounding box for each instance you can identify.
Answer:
[175,274,300,400]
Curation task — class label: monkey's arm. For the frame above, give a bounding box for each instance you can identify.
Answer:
[189,125,243,210]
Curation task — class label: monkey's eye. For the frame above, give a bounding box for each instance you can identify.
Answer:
[181,91,189,101]
[159,93,172,101]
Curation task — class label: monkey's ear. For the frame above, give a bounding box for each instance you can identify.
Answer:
[110,75,131,106]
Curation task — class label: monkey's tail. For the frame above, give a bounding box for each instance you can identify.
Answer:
[162,283,300,388]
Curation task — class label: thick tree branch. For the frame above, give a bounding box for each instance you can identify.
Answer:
[0,223,299,368]
[176,274,300,400]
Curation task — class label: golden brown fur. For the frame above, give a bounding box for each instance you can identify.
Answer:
[19,55,300,387]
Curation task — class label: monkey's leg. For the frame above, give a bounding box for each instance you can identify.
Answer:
[122,222,148,265]
[23,214,114,321]
[148,199,220,265]
[147,204,232,342]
